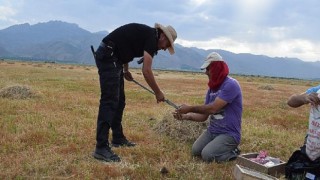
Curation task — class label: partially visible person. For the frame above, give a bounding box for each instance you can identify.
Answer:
[173,52,242,163]
[287,85,320,108]
[93,23,177,162]
[287,85,320,161]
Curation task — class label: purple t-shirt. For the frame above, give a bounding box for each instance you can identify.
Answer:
[205,76,243,144]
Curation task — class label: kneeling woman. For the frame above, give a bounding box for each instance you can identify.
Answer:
[173,52,242,163]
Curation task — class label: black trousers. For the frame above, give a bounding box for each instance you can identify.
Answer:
[94,44,126,149]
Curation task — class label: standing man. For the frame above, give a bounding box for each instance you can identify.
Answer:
[93,23,177,162]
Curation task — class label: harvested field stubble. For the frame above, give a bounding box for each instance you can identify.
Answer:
[1,60,320,179]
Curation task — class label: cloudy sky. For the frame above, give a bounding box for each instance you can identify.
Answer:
[0,0,319,62]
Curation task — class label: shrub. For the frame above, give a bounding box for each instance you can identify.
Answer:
[0,85,37,99]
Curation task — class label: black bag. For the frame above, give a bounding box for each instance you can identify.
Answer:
[285,147,320,180]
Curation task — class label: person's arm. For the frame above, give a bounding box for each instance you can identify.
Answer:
[123,63,129,73]
[177,97,228,115]
[173,112,208,122]
[142,51,164,102]
[123,63,133,81]
[287,92,320,108]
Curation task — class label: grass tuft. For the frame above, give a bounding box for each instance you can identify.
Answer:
[258,84,274,90]
[153,112,208,142]
[0,85,38,99]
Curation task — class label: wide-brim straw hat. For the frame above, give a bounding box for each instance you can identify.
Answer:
[155,23,177,55]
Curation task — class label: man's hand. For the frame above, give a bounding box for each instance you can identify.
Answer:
[155,91,165,103]
[124,71,133,81]
[305,92,320,106]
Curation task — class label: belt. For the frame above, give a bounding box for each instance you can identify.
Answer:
[98,40,121,64]
[100,41,115,49]
[99,42,107,48]
[98,41,116,58]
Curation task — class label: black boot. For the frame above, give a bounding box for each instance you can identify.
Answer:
[93,147,121,162]
[112,138,136,148]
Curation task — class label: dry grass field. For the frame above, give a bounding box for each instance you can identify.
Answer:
[0,60,319,179]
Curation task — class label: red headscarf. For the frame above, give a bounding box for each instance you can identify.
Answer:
[208,61,229,90]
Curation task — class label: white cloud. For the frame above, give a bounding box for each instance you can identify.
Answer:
[266,27,290,40]
[188,0,211,7]
[0,6,15,20]
[235,0,276,16]
[177,37,320,62]
[266,39,320,61]
[176,37,251,53]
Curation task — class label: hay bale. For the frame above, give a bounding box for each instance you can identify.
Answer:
[0,85,37,99]
[153,113,208,142]
[258,84,274,90]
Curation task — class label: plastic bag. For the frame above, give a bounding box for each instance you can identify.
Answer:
[306,92,320,161]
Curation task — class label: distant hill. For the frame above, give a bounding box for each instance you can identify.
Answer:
[0,21,104,64]
[0,20,319,80]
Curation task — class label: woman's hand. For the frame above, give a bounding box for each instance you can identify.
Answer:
[173,111,183,120]
[176,104,191,114]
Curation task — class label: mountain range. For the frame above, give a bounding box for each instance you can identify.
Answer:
[0,20,319,80]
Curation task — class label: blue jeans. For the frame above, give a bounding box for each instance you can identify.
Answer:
[192,130,239,163]
[94,43,126,149]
